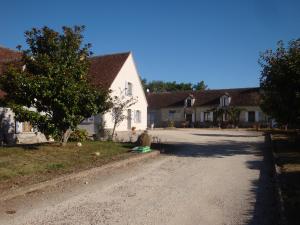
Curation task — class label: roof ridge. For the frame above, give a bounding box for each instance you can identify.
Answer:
[90,51,131,59]
[200,87,259,92]
[0,45,20,53]
[147,87,260,95]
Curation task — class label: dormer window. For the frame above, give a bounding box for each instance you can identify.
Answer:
[185,94,195,107]
[187,99,192,107]
[220,94,231,107]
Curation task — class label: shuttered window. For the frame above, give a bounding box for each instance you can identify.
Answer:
[134,110,141,123]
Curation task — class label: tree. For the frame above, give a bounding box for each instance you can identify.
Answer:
[0,26,111,144]
[141,78,147,89]
[110,95,137,140]
[193,80,208,91]
[142,80,207,93]
[227,107,242,127]
[212,106,242,127]
[259,39,300,128]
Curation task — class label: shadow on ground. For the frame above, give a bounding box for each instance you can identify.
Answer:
[244,137,279,225]
[153,140,261,158]
[152,135,280,225]
[191,133,263,138]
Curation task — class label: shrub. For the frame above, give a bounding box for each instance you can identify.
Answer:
[69,129,89,142]
[136,131,152,146]
[167,120,174,128]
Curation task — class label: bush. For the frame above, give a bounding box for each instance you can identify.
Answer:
[167,120,175,128]
[136,131,152,146]
[69,129,89,142]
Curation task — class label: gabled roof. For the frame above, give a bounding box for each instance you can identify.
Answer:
[0,47,23,98]
[0,49,131,98]
[0,46,22,62]
[0,46,22,74]
[88,52,130,89]
[147,87,261,109]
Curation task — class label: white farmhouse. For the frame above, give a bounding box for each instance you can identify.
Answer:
[79,52,148,136]
[0,47,148,143]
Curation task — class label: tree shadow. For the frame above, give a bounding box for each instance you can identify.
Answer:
[157,135,279,225]
[191,133,263,138]
[158,140,262,158]
[243,138,279,225]
[1,141,64,150]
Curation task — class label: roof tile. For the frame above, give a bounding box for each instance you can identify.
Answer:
[147,88,261,109]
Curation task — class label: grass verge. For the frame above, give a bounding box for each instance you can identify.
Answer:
[0,141,134,193]
[270,131,300,225]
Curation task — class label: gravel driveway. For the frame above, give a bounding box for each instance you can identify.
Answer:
[1,129,278,225]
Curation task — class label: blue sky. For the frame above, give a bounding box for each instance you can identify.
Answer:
[1,0,299,89]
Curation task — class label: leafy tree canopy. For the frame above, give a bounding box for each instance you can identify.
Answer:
[0,26,111,143]
[259,39,300,128]
[142,79,208,92]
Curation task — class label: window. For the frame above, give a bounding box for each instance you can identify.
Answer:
[149,112,155,124]
[220,95,231,107]
[186,99,192,107]
[134,110,141,123]
[126,82,133,96]
[204,112,211,121]
[168,110,176,120]
[82,116,94,123]
[248,111,255,122]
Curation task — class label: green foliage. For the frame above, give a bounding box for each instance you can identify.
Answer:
[227,107,242,126]
[213,106,242,127]
[0,26,111,142]
[69,129,89,142]
[167,120,175,127]
[193,81,208,91]
[142,79,207,92]
[260,39,300,128]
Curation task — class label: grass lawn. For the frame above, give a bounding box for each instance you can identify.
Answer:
[0,141,134,193]
[270,131,300,225]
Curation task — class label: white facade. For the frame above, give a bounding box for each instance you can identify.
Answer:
[103,53,148,131]
[78,53,148,135]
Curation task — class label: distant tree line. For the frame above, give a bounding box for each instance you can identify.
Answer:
[141,79,208,93]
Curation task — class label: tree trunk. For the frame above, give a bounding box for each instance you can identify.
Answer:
[111,123,117,141]
[61,129,71,146]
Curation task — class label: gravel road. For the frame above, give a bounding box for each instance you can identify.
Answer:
[1,129,278,225]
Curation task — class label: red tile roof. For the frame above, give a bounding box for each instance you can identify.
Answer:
[0,47,22,99]
[0,49,130,99]
[147,88,261,109]
[0,46,22,74]
[88,52,130,89]
[0,46,22,62]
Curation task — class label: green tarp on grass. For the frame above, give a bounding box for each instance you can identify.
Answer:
[132,146,151,153]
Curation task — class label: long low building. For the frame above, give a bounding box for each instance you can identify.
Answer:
[146,87,269,128]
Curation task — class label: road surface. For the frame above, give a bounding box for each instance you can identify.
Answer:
[1,129,278,225]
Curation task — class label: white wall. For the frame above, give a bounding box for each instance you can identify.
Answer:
[103,53,148,131]
[0,107,15,133]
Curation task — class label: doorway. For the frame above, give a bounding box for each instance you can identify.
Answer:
[186,114,193,125]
